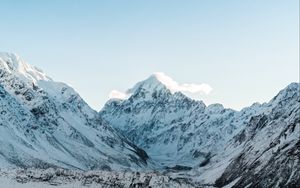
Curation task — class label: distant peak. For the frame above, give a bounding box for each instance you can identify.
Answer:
[128,72,212,95]
[127,73,168,94]
[108,72,212,103]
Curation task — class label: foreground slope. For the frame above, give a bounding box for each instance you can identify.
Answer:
[0,168,202,188]
[0,53,148,170]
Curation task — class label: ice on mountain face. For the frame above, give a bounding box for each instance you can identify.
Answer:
[0,52,150,171]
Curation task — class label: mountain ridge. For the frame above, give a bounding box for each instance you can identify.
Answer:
[0,52,150,171]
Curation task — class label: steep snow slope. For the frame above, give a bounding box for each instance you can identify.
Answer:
[0,53,149,170]
[212,83,300,188]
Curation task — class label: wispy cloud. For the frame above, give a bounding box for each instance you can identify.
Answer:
[108,90,129,100]
[153,72,212,95]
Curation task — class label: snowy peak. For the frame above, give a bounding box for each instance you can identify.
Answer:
[129,73,169,93]
[128,72,213,95]
[109,72,212,102]
[0,52,52,84]
[108,73,171,101]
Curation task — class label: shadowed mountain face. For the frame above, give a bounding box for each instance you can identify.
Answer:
[0,53,149,170]
[0,52,299,187]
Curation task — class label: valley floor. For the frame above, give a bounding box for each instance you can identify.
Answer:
[0,169,213,188]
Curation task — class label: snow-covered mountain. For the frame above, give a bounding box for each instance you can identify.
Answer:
[1,52,299,187]
[0,53,149,171]
[99,74,263,167]
[100,74,300,187]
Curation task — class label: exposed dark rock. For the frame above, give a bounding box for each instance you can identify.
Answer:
[166,165,192,171]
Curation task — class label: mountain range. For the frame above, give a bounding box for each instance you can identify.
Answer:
[0,52,299,188]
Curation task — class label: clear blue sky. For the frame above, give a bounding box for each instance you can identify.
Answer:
[1,0,299,110]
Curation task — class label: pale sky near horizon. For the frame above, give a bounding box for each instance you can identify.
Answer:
[1,0,299,110]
